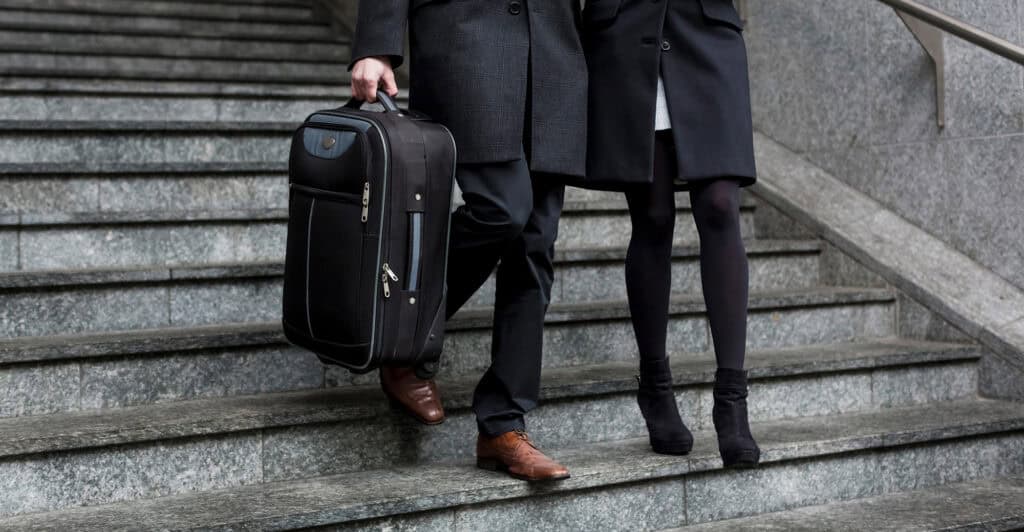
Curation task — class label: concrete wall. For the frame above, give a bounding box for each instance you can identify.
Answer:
[744,0,1024,291]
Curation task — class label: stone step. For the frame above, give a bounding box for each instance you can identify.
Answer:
[0,271,889,345]
[0,29,351,62]
[0,76,356,98]
[0,121,327,166]
[0,323,980,419]
[0,9,339,41]
[0,164,617,214]
[0,93,386,125]
[0,242,824,414]
[0,52,350,84]
[0,0,316,23]
[0,237,817,320]
[0,398,1019,527]
[669,475,1024,532]
[0,201,756,272]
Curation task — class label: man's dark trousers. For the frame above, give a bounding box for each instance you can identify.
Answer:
[444,155,564,437]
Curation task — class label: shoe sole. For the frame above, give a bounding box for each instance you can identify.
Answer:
[651,445,693,456]
[476,458,571,482]
[386,395,445,426]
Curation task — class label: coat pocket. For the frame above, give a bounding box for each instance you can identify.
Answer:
[583,0,623,29]
[698,0,744,31]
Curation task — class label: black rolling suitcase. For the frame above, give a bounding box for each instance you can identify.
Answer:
[282,91,457,376]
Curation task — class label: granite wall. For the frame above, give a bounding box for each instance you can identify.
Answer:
[744,0,1024,291]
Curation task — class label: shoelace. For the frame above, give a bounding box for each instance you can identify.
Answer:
[512,429,539,450]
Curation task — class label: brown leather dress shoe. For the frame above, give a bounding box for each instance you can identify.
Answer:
[380,366,445,425]
[476,430,570,482]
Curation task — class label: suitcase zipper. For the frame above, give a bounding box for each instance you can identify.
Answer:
[382,263,399,299]
[361,181,370,223]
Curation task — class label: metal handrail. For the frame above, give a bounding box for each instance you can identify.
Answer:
[877,0,1024,66]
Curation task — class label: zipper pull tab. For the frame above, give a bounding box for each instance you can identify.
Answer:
[361,182,370,223]
[383,263,399,282]
[382,264,398,299]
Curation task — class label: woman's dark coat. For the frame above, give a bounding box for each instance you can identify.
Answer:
[351,0,588,177]
[581,0,757,190]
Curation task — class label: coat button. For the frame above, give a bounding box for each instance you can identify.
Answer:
[508,1,521,15]
[661,40,672,51]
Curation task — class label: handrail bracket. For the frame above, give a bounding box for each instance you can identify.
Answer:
[895,10,946,128]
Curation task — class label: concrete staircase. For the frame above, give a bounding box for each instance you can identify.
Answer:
[0,0,1022,529]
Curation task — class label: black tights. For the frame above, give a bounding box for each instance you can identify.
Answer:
[624,132,748,370]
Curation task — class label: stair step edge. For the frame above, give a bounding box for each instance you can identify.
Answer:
[1,399,1020,531]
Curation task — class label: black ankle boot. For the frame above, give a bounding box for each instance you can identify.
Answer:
[712,368,760,468]
[637,358,694,455]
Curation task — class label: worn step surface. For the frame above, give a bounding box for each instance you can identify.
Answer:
[0,239,819,330]
[0,165,641,214]
[0,287,895,409]
[1,398,1021,528]
[0,340,986,516]
[0,282,894,365]
[0,77,357,98]
[0,10,339,41]
[0,338,981,449]
[0,29,351,61]
[670,475,1024,532]
[0,0,317,22]
[0,201,755,272]
[0,53,350,83]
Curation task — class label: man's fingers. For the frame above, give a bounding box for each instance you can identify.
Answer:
[382,69,399,97]
[349,57,396,103]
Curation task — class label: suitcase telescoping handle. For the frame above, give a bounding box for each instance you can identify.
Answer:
[343,90,401,113]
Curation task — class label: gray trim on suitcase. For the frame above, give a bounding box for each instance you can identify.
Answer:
[305,197,316,339]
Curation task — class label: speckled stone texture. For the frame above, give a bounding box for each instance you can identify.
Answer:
[746,0,1024,295]
[77,346,324,410]
[0,10,337,42]
[0,432,262,518]
[98,174,288,212]
[2,401,1023,528]
[980,351,1024,400]
[0,231,18,271]
[0,130,293,165]
[0,0,317,22]
[0,177,99,213]
[17,221,285,270]
[0,340,977,492]
[556,210,753,249]
[315,510,455,532]
[468,241,820,307]
[1,94,346,123]
[453,479,686,532]
[753,133,1024,404]
[0,284,171,337]
[673,475,1024,532]
[0,362,79,417]
[1,53,351,84]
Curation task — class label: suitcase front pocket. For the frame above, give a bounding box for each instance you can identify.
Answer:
[293,187,375,348]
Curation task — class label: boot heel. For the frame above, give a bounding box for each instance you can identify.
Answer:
[476,457,502,472]
[651,438,694,456]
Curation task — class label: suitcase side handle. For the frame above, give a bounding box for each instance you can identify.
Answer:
[343,91,401,114]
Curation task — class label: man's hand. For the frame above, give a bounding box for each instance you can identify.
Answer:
[351,56,398,103]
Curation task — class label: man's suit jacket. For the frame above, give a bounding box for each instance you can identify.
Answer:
[582,0,757,189]
[351,0,588,178]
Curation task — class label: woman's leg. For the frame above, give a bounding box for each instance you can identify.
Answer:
[624,131,693,455]
[689,179,760,467]
[688,179,748,370]
[624,137,677,365]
